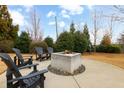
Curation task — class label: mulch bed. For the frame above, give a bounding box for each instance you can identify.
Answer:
[48,64,85,76]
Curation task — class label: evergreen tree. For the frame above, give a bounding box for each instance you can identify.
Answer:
[70,22,75,34]
[0,5,18,41]
[44,36,54,47]
[73,31,88,53]
[55,31,74,52]
[83,24,90,40]
[15,32,31,53]
[83,24,92,51]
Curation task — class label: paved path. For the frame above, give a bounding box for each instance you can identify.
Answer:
[0,58,124,88]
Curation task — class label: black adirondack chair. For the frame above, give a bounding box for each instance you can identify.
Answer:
[12,48,33,67]
[35,47,47,62]
[0,53,48,88]
[46,47,53,59]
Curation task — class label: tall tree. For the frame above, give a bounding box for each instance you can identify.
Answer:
[70,22,75,34]
[118,32,124,53]
[83,24,91,51]
[0,5,18,41]
[83,24,90,40]
[44,36,54,47]
[101,34,111,46]
[15,31,31,53]
[92,10,101,52]
[28,8,43,41]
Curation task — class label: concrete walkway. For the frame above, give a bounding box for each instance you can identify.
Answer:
[0,58,124,88]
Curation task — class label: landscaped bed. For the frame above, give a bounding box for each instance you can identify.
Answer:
[83,53,124,69]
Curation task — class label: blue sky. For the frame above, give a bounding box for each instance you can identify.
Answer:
[8,5,124,44]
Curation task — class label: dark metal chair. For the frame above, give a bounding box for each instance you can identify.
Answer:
[12,48,33,67]
[35,47,47,62]
[46,47,53,59]
[0,53,48,88]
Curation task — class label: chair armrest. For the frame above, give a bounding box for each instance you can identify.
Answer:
[8,68,48,83]
[23,55,33,58]
[23,58,31,60]
[18,63,39,70]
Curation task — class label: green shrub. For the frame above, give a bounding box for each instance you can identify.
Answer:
[107,45,121,53]
[29,41,48,53]
[44,36,54,47]
[73,31,88,53]
[55,31,89,53]
[15,32,31,53]
[55,23,90,53]
[96,45,107,52]
[96,44,121,53]
[55,31,74,52]
[0,40,14,52]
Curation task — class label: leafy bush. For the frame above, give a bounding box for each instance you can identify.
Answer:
[44,36,54,47]
[96,44,121,53]
[107,45,121,53]
[96,45,107,52]
[15,32,31,53]
[55,31,74,52]
[29,41,48,53]
[55,23,90,53]
[73,31,88,53]
[0,40,14,52]
[55,31,89,53]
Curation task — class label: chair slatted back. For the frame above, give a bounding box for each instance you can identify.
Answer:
[35,47,43,55]
[0,53,22,78]
[47,47,53,54]
[12,48,24,63]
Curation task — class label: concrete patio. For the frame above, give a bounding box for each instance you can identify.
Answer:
[0,58,124,88]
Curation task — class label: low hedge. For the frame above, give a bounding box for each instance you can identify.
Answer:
[96,44,121,53]
[0,40,14,53]
[29,41,48,53]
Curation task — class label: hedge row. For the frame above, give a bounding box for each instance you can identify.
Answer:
[96,44,121,53]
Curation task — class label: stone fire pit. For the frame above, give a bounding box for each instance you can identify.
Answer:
[48,52,85,76]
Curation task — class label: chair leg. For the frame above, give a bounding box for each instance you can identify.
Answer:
[14,56,17,65]
[39,74,45,88]
[40,55,42,62]
[28,58,33,65]
[6,72,13,88]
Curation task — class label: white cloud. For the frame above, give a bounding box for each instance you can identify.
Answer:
[61,10,70,18]
[59,21,65,28]
[60,5,84,15]
[48,21,55,25]
[47,11,56,18]
[17,8,22,12]
[81,22,84,26]
[9,10,26,27]
[87,5,94,10]
[23,5,33,12]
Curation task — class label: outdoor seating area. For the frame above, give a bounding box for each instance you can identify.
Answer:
[35,47,53,62]
[0,53,48,88]
[0,47,53,88]
[1,55,124,88]
[1,5,124,89]
[12,48,33,67]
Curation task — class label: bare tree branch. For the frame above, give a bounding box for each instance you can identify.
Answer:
[28,8,43,41]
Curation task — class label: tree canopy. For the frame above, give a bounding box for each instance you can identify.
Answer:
[0,5,19,41]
